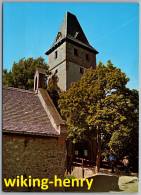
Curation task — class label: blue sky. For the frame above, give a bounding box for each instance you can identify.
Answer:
[3,3,139,90]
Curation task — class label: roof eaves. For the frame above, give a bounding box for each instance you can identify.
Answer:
[45,37,66,55]
[3,129,60,137]
[67,36,99,54]
[45,36,98,55]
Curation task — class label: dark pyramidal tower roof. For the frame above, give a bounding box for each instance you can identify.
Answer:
[54,11,89,45]
[46,11,98,55]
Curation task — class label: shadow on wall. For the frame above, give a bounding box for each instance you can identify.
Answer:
[65,175,123,192]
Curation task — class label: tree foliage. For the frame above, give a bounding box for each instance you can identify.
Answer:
[58,60,138,172]
[106,88,139,170]
[3,57,49,90]
[47,73,61,109]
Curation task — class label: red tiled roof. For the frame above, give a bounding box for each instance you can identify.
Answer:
[3,87,59,136]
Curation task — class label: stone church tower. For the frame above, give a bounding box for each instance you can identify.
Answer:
[46,11,98,91]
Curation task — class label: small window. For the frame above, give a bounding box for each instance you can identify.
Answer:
[55,69,58,74]
[55,51,57,59]
[86,54,89,61]
[80,67,84,74]
[74,48,78,56]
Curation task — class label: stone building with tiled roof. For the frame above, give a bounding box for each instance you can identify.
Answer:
[3,71,68,192]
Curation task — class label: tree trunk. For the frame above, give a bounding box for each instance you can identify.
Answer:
[95,128,101,173]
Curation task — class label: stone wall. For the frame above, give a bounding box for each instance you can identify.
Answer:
[48,42,67,91]
[51,61,67,91]
[66,42,96,69]
[48,42,66,71]
[3,133,66,192]
[65,42,96,90]
[47,41,96,91]
[66,62,85,90]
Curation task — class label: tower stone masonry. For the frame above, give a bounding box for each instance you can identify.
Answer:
[46,11,98,91]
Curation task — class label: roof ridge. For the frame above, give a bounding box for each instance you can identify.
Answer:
[3,86,35,94]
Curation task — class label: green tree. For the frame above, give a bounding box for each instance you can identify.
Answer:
[47,73,61,109]
[3,69,14,87]
[107,89,139,170]
[59,60,138,172]
[3,57,49,90]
